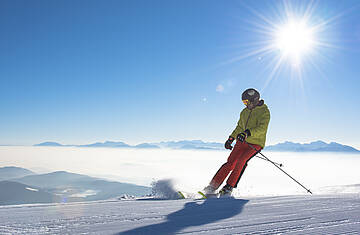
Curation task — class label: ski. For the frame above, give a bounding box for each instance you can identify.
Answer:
[177,191,216,199]
[177,191,186,199]
[198,191,219,199]
[175,190,238,200]
[177,191,228,200]
[197,191,207,199]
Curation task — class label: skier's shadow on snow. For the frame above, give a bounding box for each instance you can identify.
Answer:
[118,198,248,235]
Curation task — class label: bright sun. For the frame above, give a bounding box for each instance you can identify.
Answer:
[226,1,335,84]
[275,19,315,66]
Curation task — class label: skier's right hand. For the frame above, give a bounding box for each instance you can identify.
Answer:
[225,136,235,150]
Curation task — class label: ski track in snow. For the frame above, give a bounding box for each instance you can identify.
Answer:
[0,194,359,234]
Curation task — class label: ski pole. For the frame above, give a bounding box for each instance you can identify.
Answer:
[255,155,283,167]
[247,142,313,194]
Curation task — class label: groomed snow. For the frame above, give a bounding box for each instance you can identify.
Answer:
[0,193,359,234]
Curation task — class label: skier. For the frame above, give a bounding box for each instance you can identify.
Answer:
[203,88,270,197]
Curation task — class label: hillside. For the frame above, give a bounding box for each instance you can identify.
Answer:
[0,181,60,205]
[0,166,35,181]
[12,171,151,201]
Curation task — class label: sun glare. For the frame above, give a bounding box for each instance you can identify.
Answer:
[225,1,338,87]
[275,19,315,65]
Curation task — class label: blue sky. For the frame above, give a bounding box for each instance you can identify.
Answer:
[1,0,360,148]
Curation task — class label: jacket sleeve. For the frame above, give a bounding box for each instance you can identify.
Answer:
[248,107,270,138]
[230,113,244,138]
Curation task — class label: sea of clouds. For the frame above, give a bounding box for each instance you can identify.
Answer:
[1,146,359,197]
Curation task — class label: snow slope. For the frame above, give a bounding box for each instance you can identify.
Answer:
[0,194,359,234]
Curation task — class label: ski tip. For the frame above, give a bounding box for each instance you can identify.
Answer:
[177,191,186,199]
[197,191,207,199]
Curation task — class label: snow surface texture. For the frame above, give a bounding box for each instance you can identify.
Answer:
[0,194,359,234]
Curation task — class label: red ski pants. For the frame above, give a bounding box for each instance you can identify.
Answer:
[210,141,262,189]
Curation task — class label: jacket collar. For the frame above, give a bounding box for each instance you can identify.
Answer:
[246,99,264,111]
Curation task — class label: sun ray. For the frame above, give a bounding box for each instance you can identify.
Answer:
[262,54,286,91]
[303,0,318,21]
[219,0,346,92]
[220,45,275,65]
[241,3,280,30]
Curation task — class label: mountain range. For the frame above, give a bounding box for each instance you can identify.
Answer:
[0,167,151,206]
[34,140,221,150]
[34,140,360,153]
[265,141,360,153]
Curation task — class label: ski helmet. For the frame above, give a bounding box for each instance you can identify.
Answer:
[242,88,260,105]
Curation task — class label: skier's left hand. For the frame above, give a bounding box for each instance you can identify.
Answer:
[225,137,235,150]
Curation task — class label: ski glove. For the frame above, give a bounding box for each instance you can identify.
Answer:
[225,136,235,150]
[237,129,251,142]
[237,133,246,142]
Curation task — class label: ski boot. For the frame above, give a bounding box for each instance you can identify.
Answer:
[203,185,216,194]
[200,185,218,198]
[218,184,233,198]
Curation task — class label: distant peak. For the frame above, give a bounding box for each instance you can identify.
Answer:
[0,166,34,172]
[104,141,125,144]
[52,171,68,174]
[34,142,63,146]
[310,140,327,144]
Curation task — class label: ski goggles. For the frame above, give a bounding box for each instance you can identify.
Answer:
[242,99,250,105]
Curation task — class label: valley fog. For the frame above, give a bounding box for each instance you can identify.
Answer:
[1,146,359,197]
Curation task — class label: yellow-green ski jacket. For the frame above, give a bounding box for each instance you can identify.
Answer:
[230,100,270,148]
